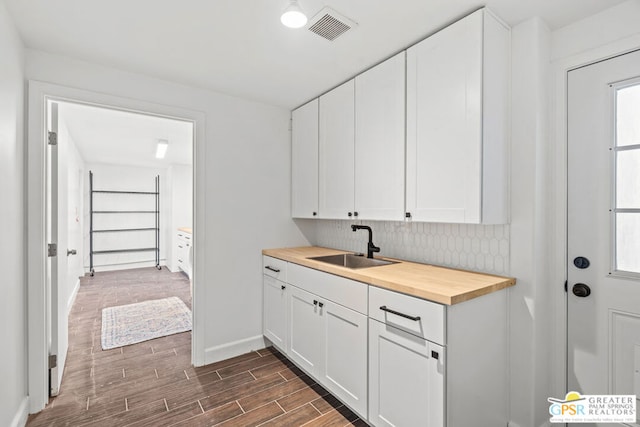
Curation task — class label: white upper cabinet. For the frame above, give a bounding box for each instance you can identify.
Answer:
[406,8,510,224]
[355,52,406,221]
[319,80,356,219]
[291,99,319,219]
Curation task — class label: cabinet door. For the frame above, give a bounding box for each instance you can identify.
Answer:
[287,285,323,377]
[321,300,368,419]
[263,275,287,351]
[355,52,406,221]
[368,319,444,427]
[176,234,187,273]
[406,10,483,223]
[319,80,355,219]
[292,99,319,218]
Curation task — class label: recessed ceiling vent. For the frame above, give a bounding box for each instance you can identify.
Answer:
[308,7,357,41]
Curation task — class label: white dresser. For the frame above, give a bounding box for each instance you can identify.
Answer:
[176,228,192,280]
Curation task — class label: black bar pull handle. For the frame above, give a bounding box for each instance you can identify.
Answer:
[380,306,421,322]
[265,266,280,273]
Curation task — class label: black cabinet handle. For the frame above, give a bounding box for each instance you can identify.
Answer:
[313,300,318,306]
[312,212,317,216]
[265,266,280,273]
[318,302,324,308]
[281,285,286,290]
[380,306,421,321]
[354,211,359,217]
[348,212,353,217]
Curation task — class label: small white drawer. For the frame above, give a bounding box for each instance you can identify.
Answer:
[369,286,445,345]
[263,256,287,282]
[287,263,368,315]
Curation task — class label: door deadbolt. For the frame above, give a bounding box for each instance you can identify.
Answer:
[572,283,591,298]
[573,256,590,269]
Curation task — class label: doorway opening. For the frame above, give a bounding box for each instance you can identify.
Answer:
[45,98,195,401]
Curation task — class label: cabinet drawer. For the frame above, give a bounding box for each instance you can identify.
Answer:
[263,256,287,281]
[369,286,445,345]
[288,263,367,315]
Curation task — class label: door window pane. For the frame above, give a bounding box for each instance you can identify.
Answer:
[617,150,640,209]
[616,213,640,273]
[617,84,640,147]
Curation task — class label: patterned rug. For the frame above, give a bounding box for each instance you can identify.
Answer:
[101,296,192,350]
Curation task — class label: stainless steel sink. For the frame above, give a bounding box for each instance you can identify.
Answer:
[308,253,398,269]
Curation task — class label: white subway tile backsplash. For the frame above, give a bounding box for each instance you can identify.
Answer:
[313,220,510,275]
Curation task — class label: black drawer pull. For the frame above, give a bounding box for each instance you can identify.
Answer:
[265,266,280,273]
[318,302,324,308]
[380,306,421,321]
[281,285,286,290]
[313,300,318,306]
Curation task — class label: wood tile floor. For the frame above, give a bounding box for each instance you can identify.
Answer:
[27,267,365,427]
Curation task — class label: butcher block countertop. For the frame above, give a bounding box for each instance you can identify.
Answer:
[263,246,516,305]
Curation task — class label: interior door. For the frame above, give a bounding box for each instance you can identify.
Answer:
[568,49,640,426]
[47,101,69,396]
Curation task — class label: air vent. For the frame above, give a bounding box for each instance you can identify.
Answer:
[307,7,357,41]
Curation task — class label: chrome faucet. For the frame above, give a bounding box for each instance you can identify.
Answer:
[351,225,380,259]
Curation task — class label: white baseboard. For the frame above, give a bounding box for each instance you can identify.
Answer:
[10,397,29,427]
[204,335,266,365]
[67,278,80,310]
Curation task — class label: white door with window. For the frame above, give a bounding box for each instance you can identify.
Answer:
[568,49,640,426]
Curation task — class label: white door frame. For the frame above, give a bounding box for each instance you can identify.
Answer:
[551,35,640,399]
[27,80,207,413]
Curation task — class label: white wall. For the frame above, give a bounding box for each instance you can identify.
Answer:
[25,49,310,365]
[0,2,28,427]
[551,0,640,62]
[508,17,553,427]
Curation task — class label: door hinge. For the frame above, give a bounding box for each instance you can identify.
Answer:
[48,354,57,369]
[48,243,57,257]
[48,131,57,146]
[564,280,568,293]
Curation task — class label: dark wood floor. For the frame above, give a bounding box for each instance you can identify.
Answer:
[27,267,364,427]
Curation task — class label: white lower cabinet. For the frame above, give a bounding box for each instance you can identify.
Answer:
[263,275,287,352]
[263,256,288,352]
[321,299,368,418]
[368,319,444,427]
[176,231,192,278]
[263,256,508,427]
[287,284,368,419]
[287,285,323,376]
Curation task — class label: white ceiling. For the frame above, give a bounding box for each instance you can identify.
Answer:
[58,102,193,168]
[6,0,626,109]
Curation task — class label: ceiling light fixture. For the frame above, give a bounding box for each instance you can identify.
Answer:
[281,0,308,29]
[155,139,168,159]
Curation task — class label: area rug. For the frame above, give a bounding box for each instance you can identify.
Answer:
[101,296,192,350]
